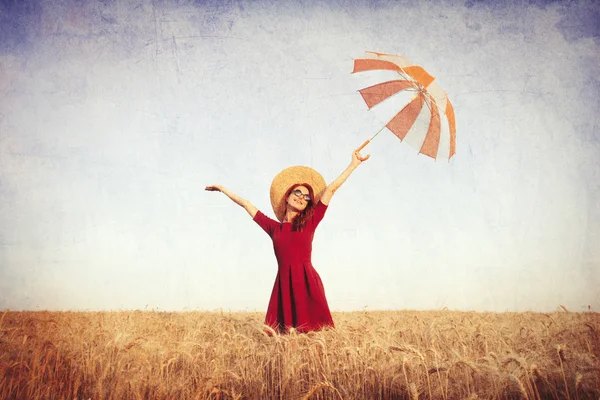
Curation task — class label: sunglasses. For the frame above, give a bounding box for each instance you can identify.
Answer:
[292,189,312,202]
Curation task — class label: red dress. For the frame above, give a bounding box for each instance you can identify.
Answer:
[253,201,334,333]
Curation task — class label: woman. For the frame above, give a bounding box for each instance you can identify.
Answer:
[206,149,368,333]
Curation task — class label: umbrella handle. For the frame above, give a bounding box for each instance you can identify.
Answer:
[356,139,371,161]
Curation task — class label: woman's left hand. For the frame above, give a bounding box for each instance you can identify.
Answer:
[352,148,370,166]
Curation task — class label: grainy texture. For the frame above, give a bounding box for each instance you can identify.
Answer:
[0,310,599,399]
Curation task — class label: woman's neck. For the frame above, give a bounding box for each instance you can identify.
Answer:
[284,209,299,223]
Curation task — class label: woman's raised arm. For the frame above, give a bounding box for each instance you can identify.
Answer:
[320,148,368,206]
[205,185,258,218]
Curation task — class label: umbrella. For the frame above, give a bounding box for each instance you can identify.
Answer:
[352,51,456,161]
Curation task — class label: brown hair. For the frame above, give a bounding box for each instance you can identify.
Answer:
[285,184,315,231]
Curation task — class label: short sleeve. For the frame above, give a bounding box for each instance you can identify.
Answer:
[253,210,280,238]
[310,201,328,230]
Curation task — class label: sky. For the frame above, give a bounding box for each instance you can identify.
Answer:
[0,0,599,312]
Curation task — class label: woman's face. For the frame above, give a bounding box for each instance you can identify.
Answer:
[287,185,311,211]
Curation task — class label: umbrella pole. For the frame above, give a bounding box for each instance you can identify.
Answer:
[356,124,387,161]
[357,124,387,152]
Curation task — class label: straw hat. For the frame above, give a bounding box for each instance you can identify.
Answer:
[270,166,327,222]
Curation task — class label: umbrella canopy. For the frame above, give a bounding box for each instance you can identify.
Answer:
[352,51,456,161]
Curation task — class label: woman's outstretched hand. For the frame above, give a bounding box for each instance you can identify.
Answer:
[351,148,370,167]
[205,185,224,192]
[205,185,258,218]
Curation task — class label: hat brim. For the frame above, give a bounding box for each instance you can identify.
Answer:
[270,166,327,222]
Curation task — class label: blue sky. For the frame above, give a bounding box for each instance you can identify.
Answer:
[0,0,599,312]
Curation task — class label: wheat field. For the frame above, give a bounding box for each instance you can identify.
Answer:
[0,309,598,399]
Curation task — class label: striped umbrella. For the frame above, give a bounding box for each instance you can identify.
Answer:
[352,51,456,161]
